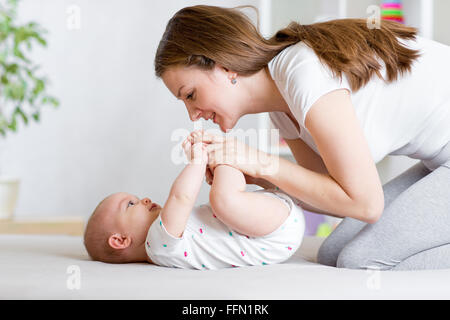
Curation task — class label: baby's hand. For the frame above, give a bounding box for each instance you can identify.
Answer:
[182,138,208,165]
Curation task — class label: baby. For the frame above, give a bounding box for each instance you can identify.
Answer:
[84,130,305,270]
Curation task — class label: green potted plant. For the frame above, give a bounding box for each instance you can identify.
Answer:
[0,0,59,220]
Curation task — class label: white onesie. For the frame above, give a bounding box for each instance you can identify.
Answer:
[145,188,305,270]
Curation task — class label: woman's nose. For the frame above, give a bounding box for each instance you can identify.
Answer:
[189,110,202,121]
[186,104,201,121]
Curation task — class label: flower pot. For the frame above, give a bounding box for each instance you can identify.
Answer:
[0,176,20,220]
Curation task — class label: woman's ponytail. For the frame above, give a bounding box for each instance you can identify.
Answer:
[267,19,421,91]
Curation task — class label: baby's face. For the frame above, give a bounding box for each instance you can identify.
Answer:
[102,192,162,245]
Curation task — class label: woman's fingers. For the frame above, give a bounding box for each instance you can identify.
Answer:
[206,138,263,178]
[192,130,204,144]
[187,130,225,147]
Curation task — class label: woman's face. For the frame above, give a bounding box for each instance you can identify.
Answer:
[162,65,248,133]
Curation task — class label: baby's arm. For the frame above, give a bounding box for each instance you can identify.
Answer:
[160,136,208,238]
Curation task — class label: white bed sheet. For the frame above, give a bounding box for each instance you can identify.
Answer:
[1,234,450,299]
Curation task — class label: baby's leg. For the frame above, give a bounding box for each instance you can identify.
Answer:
[209,165,289,237]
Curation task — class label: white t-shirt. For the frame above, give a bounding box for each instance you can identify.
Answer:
[268,36,450,171]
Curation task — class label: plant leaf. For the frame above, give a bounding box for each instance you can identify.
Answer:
[14,106,28,125]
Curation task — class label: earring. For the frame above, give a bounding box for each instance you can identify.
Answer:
[231,78,237,85]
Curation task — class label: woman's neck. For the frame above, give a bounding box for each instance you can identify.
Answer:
[242,66,291,115]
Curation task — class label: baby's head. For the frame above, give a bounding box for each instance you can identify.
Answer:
[84,192,161,263]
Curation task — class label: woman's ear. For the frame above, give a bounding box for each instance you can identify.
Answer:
[216,64,237,80]
[108,233,132,250]
[216,63,228,73]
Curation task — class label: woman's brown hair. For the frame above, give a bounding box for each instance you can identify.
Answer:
[154,5,421,92]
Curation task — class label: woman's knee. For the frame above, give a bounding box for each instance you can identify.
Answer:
[316,217,368,267]
[336,242,375,269]
[317,238,339,267]
[335,245,362,269]
[336,241,393,270]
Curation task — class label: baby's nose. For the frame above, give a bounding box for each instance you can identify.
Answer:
[142,198,151,205]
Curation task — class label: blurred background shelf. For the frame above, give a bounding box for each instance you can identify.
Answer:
[0,216,85,236]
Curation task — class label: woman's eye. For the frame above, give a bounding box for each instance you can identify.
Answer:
[186,92,194,100]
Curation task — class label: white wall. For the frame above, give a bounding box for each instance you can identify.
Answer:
[434,0,450,45]
[2,0,260,219]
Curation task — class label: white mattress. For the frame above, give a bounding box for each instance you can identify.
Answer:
[1,234,450,299]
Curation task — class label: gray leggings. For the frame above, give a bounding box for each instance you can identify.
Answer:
[317,158,450,271]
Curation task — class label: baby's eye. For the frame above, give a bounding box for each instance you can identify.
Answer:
[127,200,135,207]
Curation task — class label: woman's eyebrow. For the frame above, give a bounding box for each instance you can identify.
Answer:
[177,85,185,98]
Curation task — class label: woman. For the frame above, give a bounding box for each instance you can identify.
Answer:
[154,5,450,270]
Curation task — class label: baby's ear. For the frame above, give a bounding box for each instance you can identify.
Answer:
[108,233,131,250]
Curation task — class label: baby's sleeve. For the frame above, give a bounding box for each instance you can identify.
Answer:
[145,214,186,266]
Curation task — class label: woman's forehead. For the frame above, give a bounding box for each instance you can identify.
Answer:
[164,65,220,87]
[162,67,200,96]
[163,65,201,82]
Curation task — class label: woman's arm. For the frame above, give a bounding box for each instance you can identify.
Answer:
[283,138,343,217]
[258,90,384,223]
[259,156,369,220]
[203,130,369,220]
[206,137,380,223]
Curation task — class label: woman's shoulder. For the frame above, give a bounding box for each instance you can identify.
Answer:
[268,41,319,80]
[274,41,317,61]
[268,41,336,84]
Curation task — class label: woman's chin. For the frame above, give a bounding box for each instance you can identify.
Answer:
[218,119,234,133]
[219,125,227,133]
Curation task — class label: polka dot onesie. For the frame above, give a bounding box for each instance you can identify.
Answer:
[145,188,305,270]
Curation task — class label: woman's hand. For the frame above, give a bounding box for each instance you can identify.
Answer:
[204,134,275,178]
[189,129,278,183]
